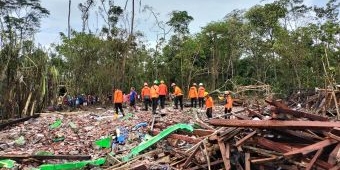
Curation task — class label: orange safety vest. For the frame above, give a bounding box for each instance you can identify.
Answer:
[113,89,123,103]
[158,84,168,95]
[173,86,183,96]
[225,95,233,109]
[205,96,214,108]
[198,87,205,98]
[141,86,151,99]
[150,85,159,98]
[188,86,198,98]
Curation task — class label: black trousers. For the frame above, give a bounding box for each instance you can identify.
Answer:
[224,108,232,119]
[206,107,212,118]
[174,95,183,110]
[198,97,204,108]
[114,103,124,116]
[144,97,150,111]
[190,98,197,108]
[159,95,166,109]
[152,97,158,114]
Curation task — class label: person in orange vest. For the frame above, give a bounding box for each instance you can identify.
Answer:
[158,80,168,109]
[188,83,198,108]
[113,87,125,116]
[141,82,151,111]
[150,80,159,114]
[171,83,183,110]
[204,92,213,119]
[224,91,233,118]
[198,83,205,108]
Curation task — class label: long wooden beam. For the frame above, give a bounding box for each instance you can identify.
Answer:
[265,99,328,121]
[208,119,340,129]
[0,114,40,129]
[255,137,333,169]
[283,139,337,157]
[305,148,323,170]
[151,130,201,144]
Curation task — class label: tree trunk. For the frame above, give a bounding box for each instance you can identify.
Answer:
[68,0,71,39]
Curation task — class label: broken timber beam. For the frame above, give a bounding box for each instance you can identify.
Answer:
[182,143,202,168]
[217,140,231,170]
[250,157,277,164]
[186,160,224,170]
[208,119,340,129]
[283,139,337,157]
[328,143,340,165]
[0,114,40,129]
[235,131,257,147]
[305,148,323,170]
[151,130,201,144]
[266,99,328,121]
[256,137,333,169]
[275,107,329,121]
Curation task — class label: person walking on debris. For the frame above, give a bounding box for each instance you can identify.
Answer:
[150,80,160,114]
[141,82,151,111]
[188,83,198,108]
[113,87,125,117]
[129,87,138,112]
[171,83,183,110]
[158,80,168,109]
[204,92,214,119]
[198,83,205,108]
[224,91,233,118]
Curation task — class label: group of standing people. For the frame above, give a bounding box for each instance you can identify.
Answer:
[112,80,233,119]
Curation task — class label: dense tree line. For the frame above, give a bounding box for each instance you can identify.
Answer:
[0,0,339,119]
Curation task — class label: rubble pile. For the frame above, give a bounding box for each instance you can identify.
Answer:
[0,98,340,170]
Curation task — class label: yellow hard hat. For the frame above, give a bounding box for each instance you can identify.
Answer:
[204,92,209,97]
[160,80,164,84]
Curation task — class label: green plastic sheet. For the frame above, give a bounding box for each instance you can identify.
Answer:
[95,137,112,148]
[0,159,15,168]
[50,119,62,129]
[122,123,193,161]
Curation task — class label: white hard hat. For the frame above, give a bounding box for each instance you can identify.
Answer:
[193,83,197,86]
[144,82,148,86]
[171,83,176,86]
[199,83,203,86]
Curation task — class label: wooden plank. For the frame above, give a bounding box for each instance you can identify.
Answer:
[151,130,201,144]
[193,129,214,137]
[186,160,223,170]
[306,148,323,170]
[266,99,329,121]
[218,140,230,170]
[329,165,340,170]
[245,153,251,170]
[195,119,215,130]
[284,139,337,157]
[226,142,231,170]
[250,157,277,164]
[256,137,298,153]
[182,143,202,168]
[328,143,340,165]
[208,119,340,129]
[235,131,257,147]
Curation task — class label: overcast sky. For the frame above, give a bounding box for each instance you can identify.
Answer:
[36,0,325,48]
